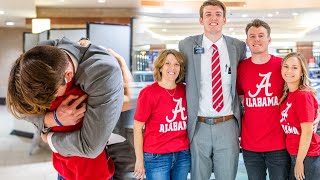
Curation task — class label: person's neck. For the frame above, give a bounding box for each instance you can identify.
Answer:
[287,83,299,92]
[204,32,223,44]
[251,52,270,64]
[158,80,177,89]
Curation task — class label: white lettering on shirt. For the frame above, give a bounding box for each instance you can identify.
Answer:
[246,72,278,107]
[280,102,299,135]
[159,97,187,133]
[248,72,273,97]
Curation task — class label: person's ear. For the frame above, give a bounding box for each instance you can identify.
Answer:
[64,70,73,83]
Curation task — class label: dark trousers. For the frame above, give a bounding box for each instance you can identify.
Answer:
[243,149,290,180]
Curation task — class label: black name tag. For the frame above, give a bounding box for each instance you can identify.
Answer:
[194,46,204,54]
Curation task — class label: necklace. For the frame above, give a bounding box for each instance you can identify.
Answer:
[165,87,177,97]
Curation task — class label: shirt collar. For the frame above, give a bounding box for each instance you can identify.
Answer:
[63,50,78,73]
[202,34,224,51]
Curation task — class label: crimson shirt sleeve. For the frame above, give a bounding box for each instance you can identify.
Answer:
[236,62,244,95]
[134,86,153,122]
[295,91,317,123]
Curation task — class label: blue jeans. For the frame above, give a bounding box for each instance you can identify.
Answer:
[58,174,113,180]
[289,155,320,180]
[242,149,290,180]
[144,149,191,180]
[57,174,65,180]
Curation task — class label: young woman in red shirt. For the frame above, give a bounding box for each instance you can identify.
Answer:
[279,52,320,180]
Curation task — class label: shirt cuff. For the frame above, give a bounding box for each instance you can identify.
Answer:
[47,132,58,153]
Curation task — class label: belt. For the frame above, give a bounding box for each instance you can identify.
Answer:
[197,115,234,125]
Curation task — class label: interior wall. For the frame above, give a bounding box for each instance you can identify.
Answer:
[0,27,26,103]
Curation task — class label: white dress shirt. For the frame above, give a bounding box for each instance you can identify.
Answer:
[198,34,233,117]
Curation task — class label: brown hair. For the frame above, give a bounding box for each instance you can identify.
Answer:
[245,19,271,37]
[153,49,185,83]
[200,0,226,18]
[6,46,68,119]
[279,52,317,104]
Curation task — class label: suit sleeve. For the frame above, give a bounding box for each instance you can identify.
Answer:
[50,45,124,158]
[240,41,247,61]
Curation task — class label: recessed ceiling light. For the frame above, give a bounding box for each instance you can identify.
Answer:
[241,14,248,18]
[0,10,4,15]
[6,21,15,26]
[162,29,167,32]
[292,12,299,16]
[267,13,273,17]
[97,0,106,3]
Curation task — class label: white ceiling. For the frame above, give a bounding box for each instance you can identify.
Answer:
[1,0,320,45]
[135,0,320,45]
[0,0,139,27]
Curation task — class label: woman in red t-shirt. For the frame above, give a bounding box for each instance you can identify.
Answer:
[279,52,320,180]
[133,49,190,180]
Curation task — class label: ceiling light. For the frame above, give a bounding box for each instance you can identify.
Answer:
[162,29,167,32]
[32,18,51,33]
[292,12,299,16]
[59,0,65,2]
[275,11,279,15]
[5,21,15,26]
[241,14,248,18]
[0,10,4,15]
[243,3,247,7]
[267,14,273,17]
[165,20,171,23]
[97,0,106,3]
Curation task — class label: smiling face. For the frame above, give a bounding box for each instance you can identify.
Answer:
[281,56,303,87]
[200,5,226,36]
[246,26,271,55]
[160,54,181,84]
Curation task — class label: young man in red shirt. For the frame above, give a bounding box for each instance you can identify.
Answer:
[236,19,290,180]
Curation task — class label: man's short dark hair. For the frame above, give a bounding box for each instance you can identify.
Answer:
[200,0,227,18]
[245,19,271,37]
[7,45,68,118]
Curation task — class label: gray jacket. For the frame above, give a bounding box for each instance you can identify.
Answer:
[179,34,246,143]
[26,37,124,158]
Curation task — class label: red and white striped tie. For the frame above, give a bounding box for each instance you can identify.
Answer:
[211,44,224,112]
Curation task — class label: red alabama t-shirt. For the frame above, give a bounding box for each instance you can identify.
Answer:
[237,55,286,152]
[134,82,189,154]
[280,89,320,156]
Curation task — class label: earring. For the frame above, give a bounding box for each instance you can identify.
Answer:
[65,77,68,84]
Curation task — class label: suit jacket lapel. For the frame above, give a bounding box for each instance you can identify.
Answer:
[193,35,203,94]
[225,36,237,98]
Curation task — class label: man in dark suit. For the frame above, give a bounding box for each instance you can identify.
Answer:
[179,0,246,179]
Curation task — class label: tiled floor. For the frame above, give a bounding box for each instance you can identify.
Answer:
[0,105,251,180]
[0,105,56,180]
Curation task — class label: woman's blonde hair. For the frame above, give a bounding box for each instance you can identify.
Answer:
[153,49,185,83]
[279,52,316,104]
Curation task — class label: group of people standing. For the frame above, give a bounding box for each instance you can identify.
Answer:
[5,0,320,180]
[133,1,320,180]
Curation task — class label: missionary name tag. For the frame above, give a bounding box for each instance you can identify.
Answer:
[194,46,204,54]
